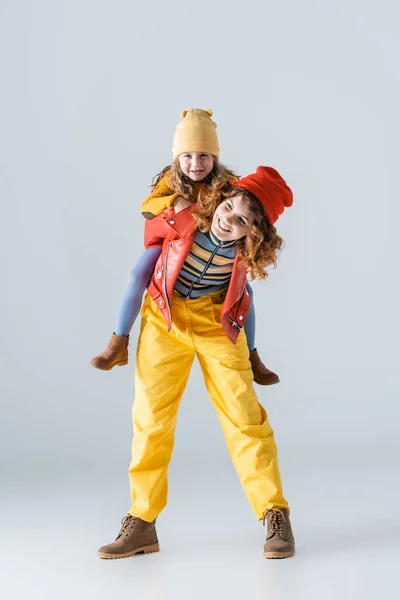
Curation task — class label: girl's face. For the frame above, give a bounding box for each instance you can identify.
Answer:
[211,194,252,242]
[178,152,214,181]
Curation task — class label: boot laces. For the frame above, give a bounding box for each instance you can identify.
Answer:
[118,514,137,538]
[266,509,285,535]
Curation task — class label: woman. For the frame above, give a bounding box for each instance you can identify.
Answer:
[98,166,295,560]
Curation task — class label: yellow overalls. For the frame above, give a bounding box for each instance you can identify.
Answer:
[128,290,289,522]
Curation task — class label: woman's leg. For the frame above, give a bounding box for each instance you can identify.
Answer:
[115,247,162,336]
[97,293,195,559]
[128,293,195,522]
[244,282,256,352]
[190,295,288,520]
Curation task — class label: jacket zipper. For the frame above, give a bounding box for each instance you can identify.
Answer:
[188,242,222,299]
[163,243,172,331]
[226,314,242,331]
[225,285,246,331]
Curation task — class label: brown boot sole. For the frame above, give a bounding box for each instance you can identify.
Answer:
[264,549,295,559]
[97,543,160,559]
[90,360,128,371]
[254,378,280,386]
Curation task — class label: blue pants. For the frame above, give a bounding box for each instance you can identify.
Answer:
[115,248,257,351]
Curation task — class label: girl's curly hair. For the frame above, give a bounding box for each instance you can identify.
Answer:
[151,157,237,203]
[192,186,284,280]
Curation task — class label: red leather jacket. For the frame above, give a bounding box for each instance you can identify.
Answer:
[144,206,251,344]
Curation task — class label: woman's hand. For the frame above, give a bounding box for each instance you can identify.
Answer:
[173,196,192,213]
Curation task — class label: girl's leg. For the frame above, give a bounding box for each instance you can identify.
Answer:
[115,247,162,336]
[90,247,162,370]
[245,282,280,386]
[244,282,256,352]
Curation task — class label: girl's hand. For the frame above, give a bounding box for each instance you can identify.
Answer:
[173,196,192,213]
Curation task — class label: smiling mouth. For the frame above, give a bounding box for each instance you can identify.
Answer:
[218,217,231,232]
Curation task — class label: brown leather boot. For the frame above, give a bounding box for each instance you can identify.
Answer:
[90,333,129,370]
[97,514,159,559]
[249,349,280,385]
[263,508,295,559]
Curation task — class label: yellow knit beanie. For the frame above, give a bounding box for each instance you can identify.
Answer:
[172,108,219,159]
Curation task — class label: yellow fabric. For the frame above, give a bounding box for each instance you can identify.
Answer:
[172,108,219,159]
[128,291,288,522]
[141,174,180,217]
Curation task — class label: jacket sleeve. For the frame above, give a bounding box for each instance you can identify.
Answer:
[141,174,181,219]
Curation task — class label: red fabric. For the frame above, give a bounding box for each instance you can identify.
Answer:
[144,206,251,344]
[233,166,293,224]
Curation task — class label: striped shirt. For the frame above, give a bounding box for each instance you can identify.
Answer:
[174,230,236,299]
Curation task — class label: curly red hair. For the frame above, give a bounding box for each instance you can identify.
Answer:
[192,186,284,280]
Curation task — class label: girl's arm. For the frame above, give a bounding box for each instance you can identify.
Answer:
[141,175,181,220]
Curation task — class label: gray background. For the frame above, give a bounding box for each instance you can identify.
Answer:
[1,0,399,598]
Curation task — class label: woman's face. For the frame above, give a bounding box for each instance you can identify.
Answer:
[178,152,214,181]
[211,194,252,242]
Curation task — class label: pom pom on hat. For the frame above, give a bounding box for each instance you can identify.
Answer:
[173,108,219,159]
[234,166,293,224]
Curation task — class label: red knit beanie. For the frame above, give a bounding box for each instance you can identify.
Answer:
[233,166,293,224]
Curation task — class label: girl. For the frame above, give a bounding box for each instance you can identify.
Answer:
[90,109,279,385]
[97,166,295,560]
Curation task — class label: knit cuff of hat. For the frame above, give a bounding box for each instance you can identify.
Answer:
[174,142,219,159]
